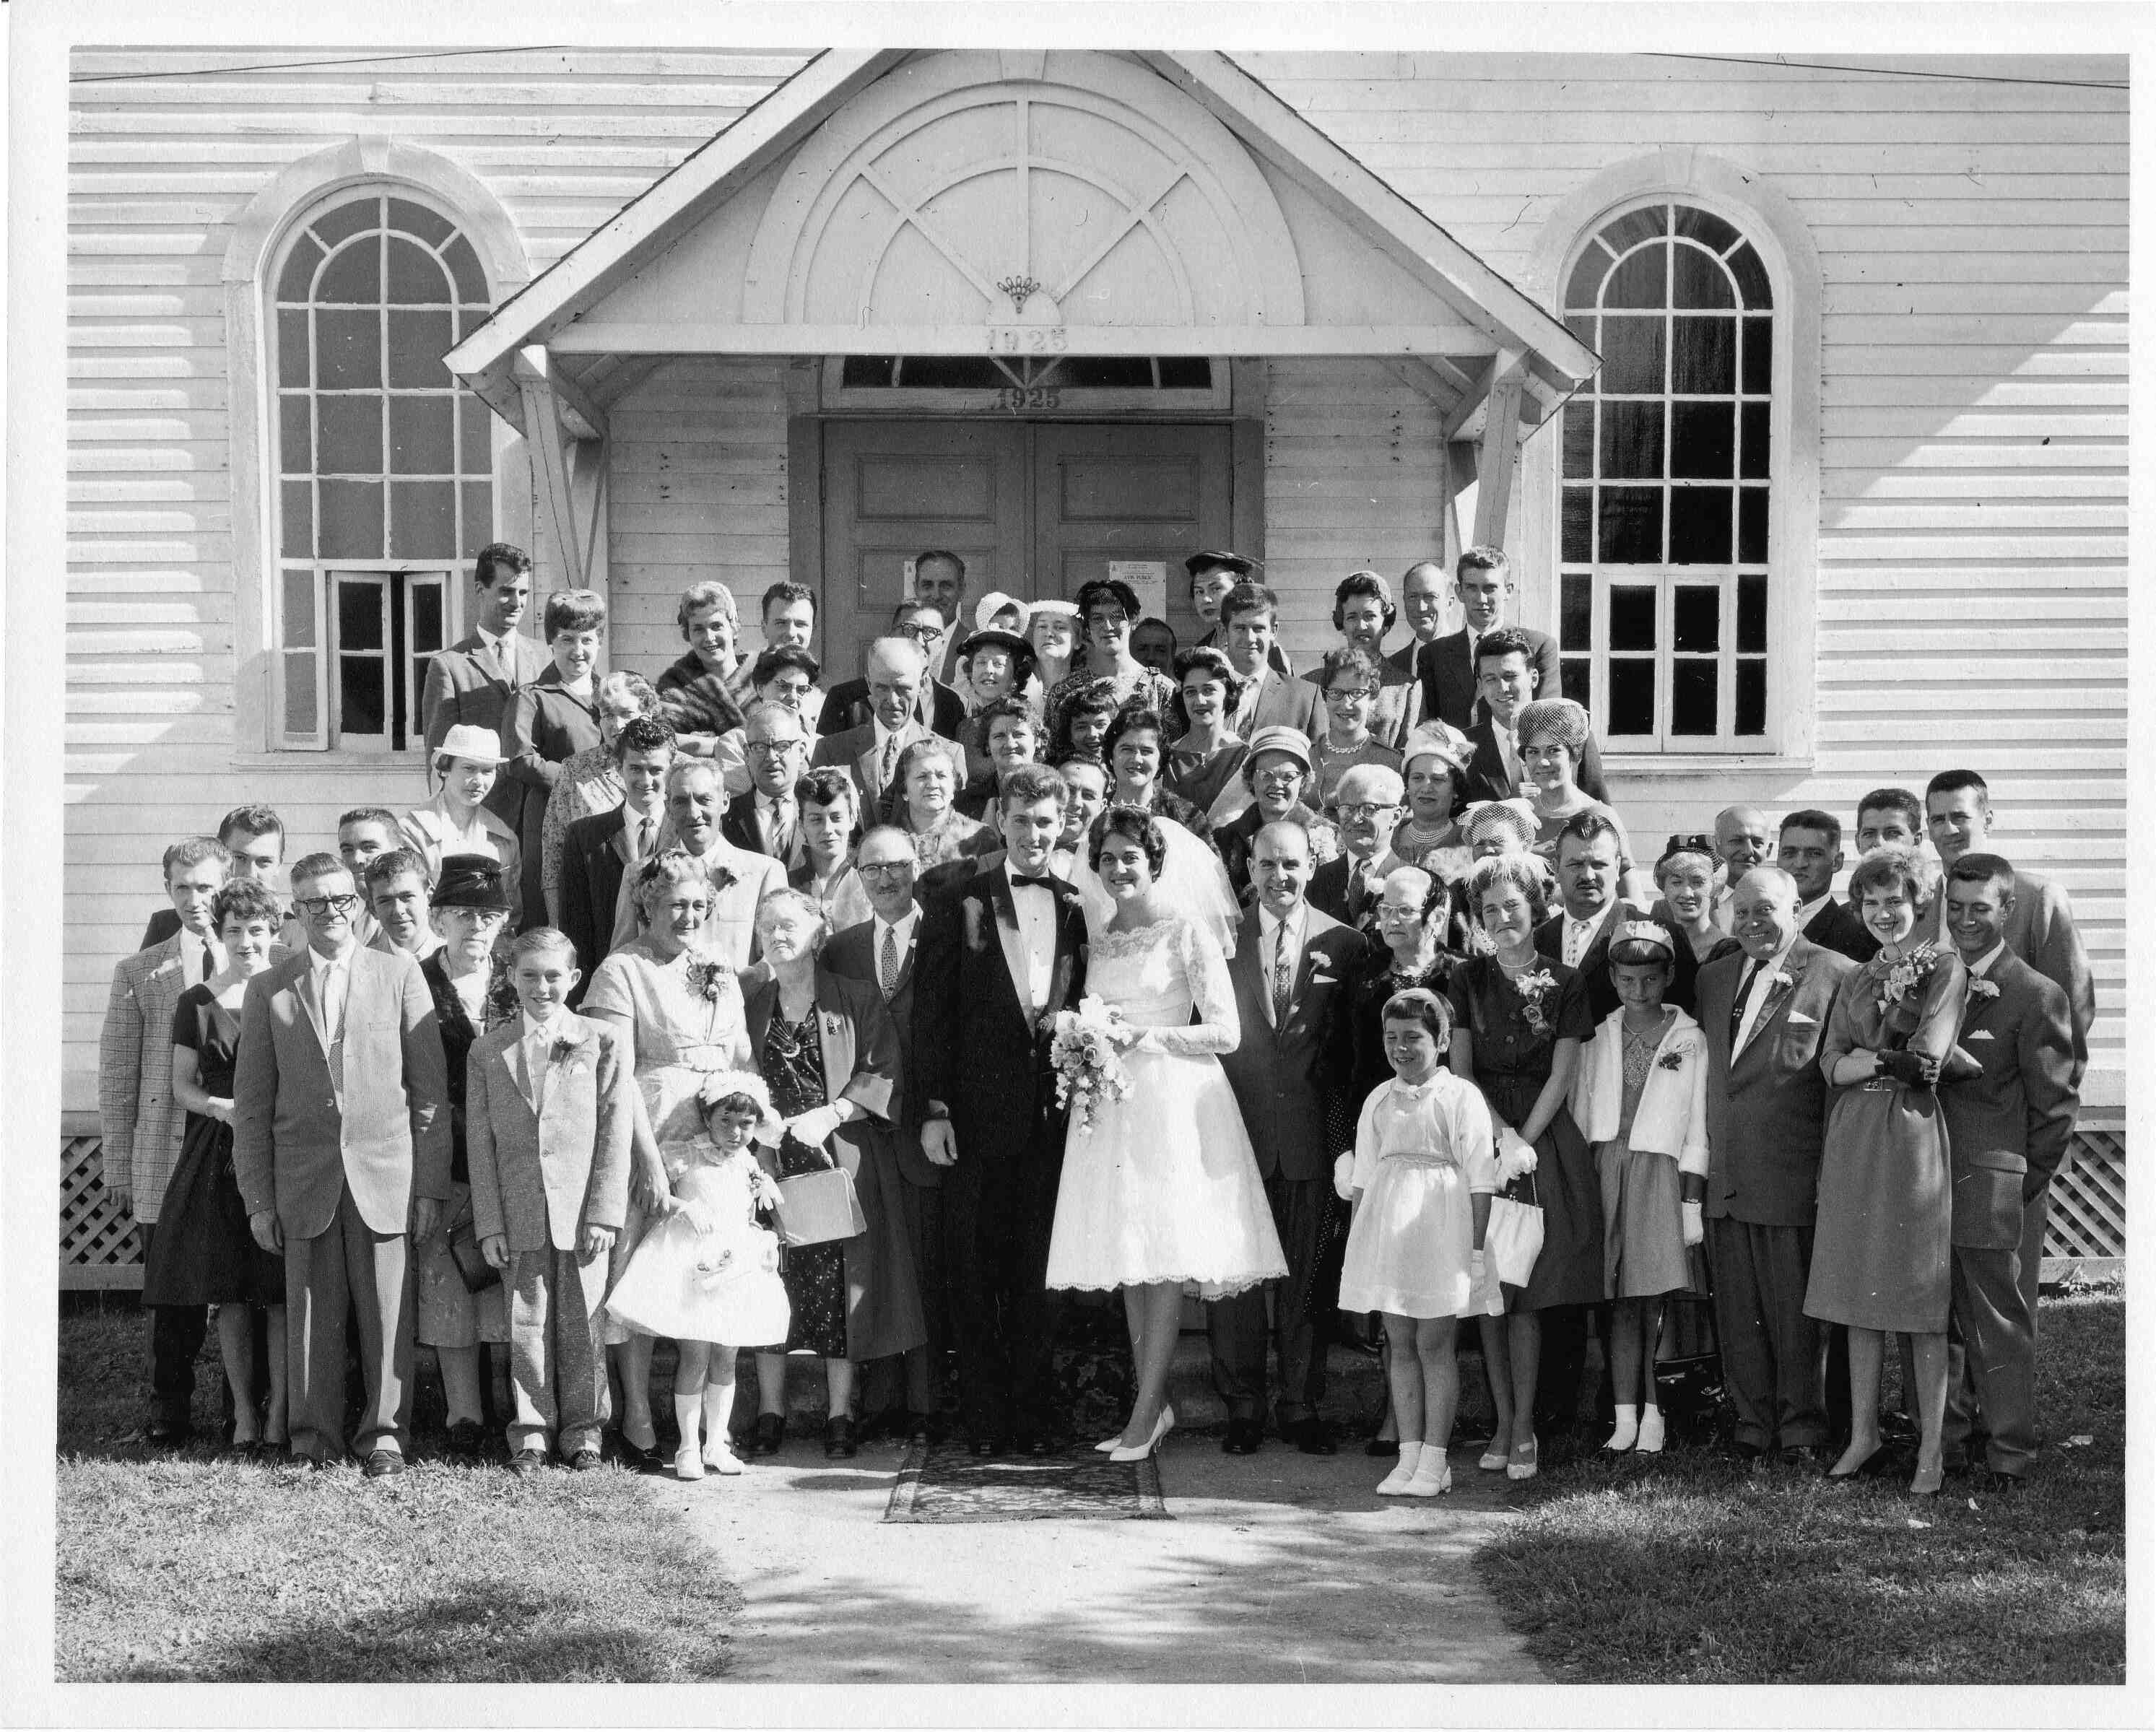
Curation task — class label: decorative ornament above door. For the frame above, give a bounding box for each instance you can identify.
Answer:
[741,50,1305,336]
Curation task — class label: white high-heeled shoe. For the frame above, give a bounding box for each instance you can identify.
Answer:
[1098,1402,1173,1453]
[1109,1404,1175,1463]
[1375,1442,1424,1494]
[1402,1453,1453,1497]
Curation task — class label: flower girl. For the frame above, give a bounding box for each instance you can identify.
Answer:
[604,1071,791,1481]
[1334,989,1496,1497]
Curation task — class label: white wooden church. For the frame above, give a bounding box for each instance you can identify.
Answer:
[58,46,2126,1279]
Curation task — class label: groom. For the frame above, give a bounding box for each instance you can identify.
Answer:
[916,765,1089,1457]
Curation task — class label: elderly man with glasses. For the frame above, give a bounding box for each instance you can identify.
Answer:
[723,700,812,870]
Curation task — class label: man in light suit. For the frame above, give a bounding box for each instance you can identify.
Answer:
[1924,767,2095,1338]
[102,835,230,1442]
[608,758,786,968]
[1457,629,1609,807]
[1414,547,1562,733]
[810,635,937,814]
[1937,854,2078,1487]
[559,716,674,991]
[722,700,812,871]
[420,543,547,827]
[1695,865,1856,1462]
[232,854,451,1474]
[825,826,946,1442]
[1210,822,1367,1455]
[1220,582,1323,741]
[466,928,633,1472]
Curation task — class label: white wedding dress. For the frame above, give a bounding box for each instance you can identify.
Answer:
[1044,915,1289,1297]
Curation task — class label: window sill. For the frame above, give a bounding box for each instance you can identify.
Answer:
[1602,752,1816,778]
[225,751,431,774]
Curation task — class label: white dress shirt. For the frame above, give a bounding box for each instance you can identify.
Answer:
[1966,939,2006,982]
[1732,934,1799,1056]
[181,928,221,989]
[622,801,661,863]
[308,944,353,1046]
[1711,885,1737,935]
[1561,908,1605,968]
[520,1010,567,1113]
[1007,869,1056,1008]
[1258,902,1308,1026]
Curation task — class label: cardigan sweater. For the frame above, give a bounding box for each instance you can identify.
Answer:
[1570,1005,1711,1178]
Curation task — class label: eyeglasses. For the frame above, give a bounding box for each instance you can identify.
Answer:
[745,739,802,755]
[898,623,944,642]
[857,861,915,879]
[294,892,362,917]
[1085,612,1131,628]
[1336,802,1398,822]
[1324,686,1375,702]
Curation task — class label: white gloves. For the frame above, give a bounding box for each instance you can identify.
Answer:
[784,1104,845,1149]
[1682,1199,1704,1248]
[1470,1249,1487,1281]
[1332,1152,1357,1202]
[1496,1128,1538,1185]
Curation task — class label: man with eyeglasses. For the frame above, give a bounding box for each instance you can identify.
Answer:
[232,853,450,1475]
[812,635,942,814]
[817,600,968,741]
[1414,547,1562,733]
[1310,763,1409,931]
[723,700,811,870]
[1214,726,1342,905]
[822,826,949,1445]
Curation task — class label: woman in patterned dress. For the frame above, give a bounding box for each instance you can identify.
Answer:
[536,669,660,926]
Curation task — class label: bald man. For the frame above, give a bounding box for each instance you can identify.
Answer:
[1710,805,1773,934]
[811,636,939,813]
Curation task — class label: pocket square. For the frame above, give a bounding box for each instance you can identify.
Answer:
[1787,1010,1818,1026]
[1968,1030,1995,1042]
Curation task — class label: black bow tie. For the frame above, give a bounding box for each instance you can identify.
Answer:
[1009,872,1057,889]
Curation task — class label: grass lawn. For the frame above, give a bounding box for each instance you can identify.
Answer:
[1474,1287,2126,1684]
[55,1304,740,1681]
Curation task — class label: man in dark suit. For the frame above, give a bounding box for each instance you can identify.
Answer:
[1384,560,1450,683]
[1536,812,1697,1022]
[1695,864,1856,1461]
[1457,629,1608,806]
[721,700,811,870]
[810,635,939,814]
[142,803,290,950]
[817,601,967,740]
[420,543,547,827]
[1937,853,2078,1486]
[823,825,947,1443]
[915,765,1089,1456]
[1220,582,1323,740]
[1209,822,1366,1455]
[557,717,674,996]
[232,853,451,1474]
[1414,547,1561,732]
[1775,809,1879,964]
[1308,762,1405,932]
[1924,768,2096,1339]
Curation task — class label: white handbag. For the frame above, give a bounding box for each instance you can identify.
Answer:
[1485,1170,1545,1289]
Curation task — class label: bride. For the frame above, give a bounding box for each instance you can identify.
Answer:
[1045,806,1288,1461]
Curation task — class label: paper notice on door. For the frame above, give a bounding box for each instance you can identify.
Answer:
[1108,560,1169,625]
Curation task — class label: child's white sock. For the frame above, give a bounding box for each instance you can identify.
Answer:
[1376,1440,1423,1494]
[1635,1405,1666,1454]
[702,1380,742,1473]
[673,1390,705,1481]
[1605,1404,1639,1452]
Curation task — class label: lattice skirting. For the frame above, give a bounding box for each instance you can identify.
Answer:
[56,1118,2131,1289]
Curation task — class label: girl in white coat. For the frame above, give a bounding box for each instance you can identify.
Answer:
[1569,922,1708,1454]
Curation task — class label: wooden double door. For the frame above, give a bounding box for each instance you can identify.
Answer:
[818,420,1246,684]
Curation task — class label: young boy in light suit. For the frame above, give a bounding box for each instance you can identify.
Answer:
[466,928,633,1472]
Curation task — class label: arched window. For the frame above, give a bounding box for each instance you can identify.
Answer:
[1559,202,1774,750]
[270,191,495,751]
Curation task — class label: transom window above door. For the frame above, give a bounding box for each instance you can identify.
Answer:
[826,353,1226,414]
[1558,201,1777,752]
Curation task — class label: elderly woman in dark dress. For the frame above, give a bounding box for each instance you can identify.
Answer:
[142,877,289,1455]
[1447,853,1596,1483]
[742,888,924,1460]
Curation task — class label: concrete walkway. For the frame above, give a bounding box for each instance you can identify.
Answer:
[665,1428,1545,1684]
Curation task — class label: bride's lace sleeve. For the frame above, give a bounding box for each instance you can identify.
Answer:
[1135,918,1241,1058]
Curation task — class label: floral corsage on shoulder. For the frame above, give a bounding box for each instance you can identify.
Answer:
[1875,941,1943,1014]
[684,950,733,1004]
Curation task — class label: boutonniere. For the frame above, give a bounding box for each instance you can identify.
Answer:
[1511,967,1558,1035]
[1656,1050,1685,1072]
[548,1030,586,1066]
[707,863,738,895]
[684,952,730,1004]
[1967,977,2000,1001]
[1768,968,1795,993]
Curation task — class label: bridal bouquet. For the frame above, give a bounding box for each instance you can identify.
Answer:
[1050,996,1134,1134]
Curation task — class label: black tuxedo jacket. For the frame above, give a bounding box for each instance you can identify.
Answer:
[558,806,633,999]
[1415,626,1561,732]
[1459,718,1609,807]
[1217,907,1366,1182]
[821,913,939,1189]
[815,676,967,741]
[1534,902,1698,1022]
[914,861,1087,1169]
[1801,895,1881,965]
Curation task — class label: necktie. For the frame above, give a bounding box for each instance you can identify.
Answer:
[879,924,900,1000]
[767,798,792,858]
[1729,962,1759,1050]
[880,734,900,791]
[633,814,652,859]
[323,960,346,1094]
[1272,924,1294,1025]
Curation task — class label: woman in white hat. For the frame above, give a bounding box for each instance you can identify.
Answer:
[1021,597,1082,713]
[400,722,524,930]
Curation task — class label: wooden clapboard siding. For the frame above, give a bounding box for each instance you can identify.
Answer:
[61,48,813,1115]
[1241,51,2127,1089]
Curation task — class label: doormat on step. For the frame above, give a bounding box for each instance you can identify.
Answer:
[882,1440,1170,1523]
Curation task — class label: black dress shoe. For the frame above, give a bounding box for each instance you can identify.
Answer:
[747,1412,786,1456]
[968,1435,1003,1458]
[1365,1436,1400,1459]
[362,1449,407,1479]
[445,1419,490,1463]
[142,1419,191,1450]
[1289,1419,1338,1456]
[1222,1418,1262,1455]
[1780,1445,1826,1472]
[824,1417,858,1459]
[905,1411,933,1445]
[509,1448,548,1476]
[568,1447,603,1473]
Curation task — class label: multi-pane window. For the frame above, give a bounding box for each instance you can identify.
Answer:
[1559,202,1774,750]
[271,191,495,749]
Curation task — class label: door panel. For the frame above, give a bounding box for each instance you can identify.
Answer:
[821,422,1026,685]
